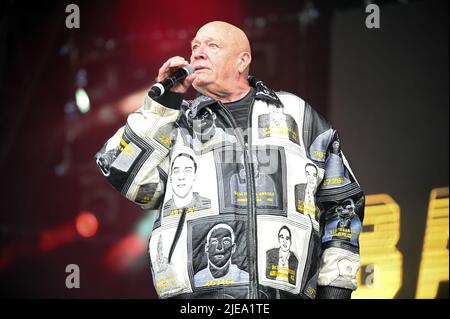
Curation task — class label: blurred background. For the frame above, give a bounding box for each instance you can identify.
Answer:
[0,0,448,298]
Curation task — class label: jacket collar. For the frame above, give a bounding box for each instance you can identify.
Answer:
[188,76,283,116]
[248,75,283,107]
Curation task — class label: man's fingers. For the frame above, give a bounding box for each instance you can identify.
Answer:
[157,57,189,81]
[168,57,188,68]
[155,56,194,94]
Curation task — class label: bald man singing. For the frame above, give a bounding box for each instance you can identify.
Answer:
[95,21,365,300]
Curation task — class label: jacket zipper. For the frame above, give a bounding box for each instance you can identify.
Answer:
[217,99,259,299]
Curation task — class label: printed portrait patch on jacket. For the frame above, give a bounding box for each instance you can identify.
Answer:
[160,149,218,225]
[213,146,287,216]
[149,226,193,299]
[258,105,300,145]
[180,106,238,155]
[295,163,321,218]
[187,216,249,293]
[257,215,311,295]
[322,199,362,248]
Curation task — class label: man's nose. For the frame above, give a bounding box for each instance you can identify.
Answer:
[192,46,206,60]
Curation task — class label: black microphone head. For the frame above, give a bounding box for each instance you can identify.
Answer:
[148,64,194,99]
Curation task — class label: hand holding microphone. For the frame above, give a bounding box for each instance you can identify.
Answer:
[149,57,195,98]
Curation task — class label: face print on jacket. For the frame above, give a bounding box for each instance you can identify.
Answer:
[265,225,299,285]
[185,106,237,154]
[295,163,320,217]
[336,199,355,229]
[229,153,278,208]
[214,147,287,215]
[192,221,249,288]
[163,152,211,217]
[206,225,235,268]
[171,154,196,198]
[258,104,300,145]
[322,198,362,247]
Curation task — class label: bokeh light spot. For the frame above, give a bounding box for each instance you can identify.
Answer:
[76,211,99,238]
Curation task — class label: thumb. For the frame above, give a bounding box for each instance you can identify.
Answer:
[184,73,197,86]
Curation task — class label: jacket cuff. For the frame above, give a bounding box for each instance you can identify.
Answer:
[316,286,353,299]
[153,91,185,110]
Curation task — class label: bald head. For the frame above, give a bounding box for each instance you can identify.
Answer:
[190,21,252,102]
[197,21,251,56]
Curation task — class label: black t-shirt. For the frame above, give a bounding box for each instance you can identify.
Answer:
[224,88,255,130]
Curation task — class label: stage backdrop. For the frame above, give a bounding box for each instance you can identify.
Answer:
[329,0,449,298]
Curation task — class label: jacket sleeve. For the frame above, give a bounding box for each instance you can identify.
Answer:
[94,93,183,209]
[304,104,365,299]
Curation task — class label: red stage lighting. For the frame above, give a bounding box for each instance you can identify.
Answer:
[39,224,76,252]
[75,211,99,238]
[103,234,147,272]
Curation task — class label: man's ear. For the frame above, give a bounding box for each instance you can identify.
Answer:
[232,243,236,254]
[238,52,251,74]
[205,244,209,253]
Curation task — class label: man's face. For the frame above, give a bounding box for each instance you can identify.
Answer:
[305,165,318,189]
[171,156,196,198]
[278,228,291,252]
[190,25,240,92]
[206,227,234,268]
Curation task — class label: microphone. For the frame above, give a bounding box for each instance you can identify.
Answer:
[148,64,194,98]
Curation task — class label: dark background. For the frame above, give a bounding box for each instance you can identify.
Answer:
[0,0,448,298]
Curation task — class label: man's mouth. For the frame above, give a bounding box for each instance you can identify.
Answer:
[176,183,186,188]
[194,66,209,72]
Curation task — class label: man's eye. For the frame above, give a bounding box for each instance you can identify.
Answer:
[209,43,218,48]
[192,44,199,50]
[185,168,193,174]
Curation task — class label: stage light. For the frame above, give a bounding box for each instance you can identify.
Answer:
[135,210,155,237]
[75,87,90,113]
[103,210,154,272]
[298,0,320,28]
[39,224,76,252]
[75,211,99,238]
[103,234,147,272]
[75,68,90,113]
